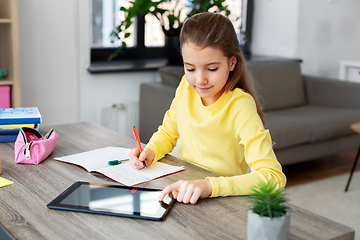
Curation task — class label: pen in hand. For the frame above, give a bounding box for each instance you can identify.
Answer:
[132,126,146,168]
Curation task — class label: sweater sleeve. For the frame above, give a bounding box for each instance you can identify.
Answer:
[206,95,286,197]
[145,77,184,164]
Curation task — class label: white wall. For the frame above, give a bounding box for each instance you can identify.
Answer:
[18,1,78,125]
[18,0,159,131]
[252,0,360,79]
[296,0,360,78]
[251,0,299,58]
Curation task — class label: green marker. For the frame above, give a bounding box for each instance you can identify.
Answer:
[108,159,127,166]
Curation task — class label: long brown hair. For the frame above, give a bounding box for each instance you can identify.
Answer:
[180,12,266,126]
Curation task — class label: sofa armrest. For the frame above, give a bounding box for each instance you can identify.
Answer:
[304,75,360,108]
[139,82,176,142]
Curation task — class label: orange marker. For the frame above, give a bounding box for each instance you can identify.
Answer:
[132,126,146,168]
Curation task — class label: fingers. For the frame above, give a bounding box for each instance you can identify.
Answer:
[159,180,210,205]
[129,148,145,170]
[158,184,176,202]
[138,150,146,161]
[138,151,148,168]
[175,180,201,204]
[128,147,154,170]
[158,181,182,202]
[184,186,202,204]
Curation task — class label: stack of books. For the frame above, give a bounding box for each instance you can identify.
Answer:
[0,107,42,143]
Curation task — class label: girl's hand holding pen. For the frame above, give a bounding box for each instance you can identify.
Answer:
[129,147,155,170]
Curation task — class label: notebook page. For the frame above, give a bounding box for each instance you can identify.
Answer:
[97,162,185,186]
[55,147,131,171]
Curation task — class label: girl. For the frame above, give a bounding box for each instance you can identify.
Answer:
[129,12,286,204]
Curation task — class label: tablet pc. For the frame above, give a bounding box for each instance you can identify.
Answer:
[47,181,174,221]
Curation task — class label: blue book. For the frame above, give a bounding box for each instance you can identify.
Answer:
[0,128,21,135]
[0,134,18,143]
[0,107,42,125]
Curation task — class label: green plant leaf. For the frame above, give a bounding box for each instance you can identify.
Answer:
[248,180,289,219]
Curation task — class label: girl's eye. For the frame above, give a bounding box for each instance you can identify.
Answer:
[186,68,195,72]
[209,68,218,72]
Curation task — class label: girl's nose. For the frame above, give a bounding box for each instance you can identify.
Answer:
[196,71,208,86]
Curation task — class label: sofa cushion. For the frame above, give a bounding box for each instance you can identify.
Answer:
[248,61,306,111]
[267,105,360,147]
[265,112,312,150]
[159,66,184,87]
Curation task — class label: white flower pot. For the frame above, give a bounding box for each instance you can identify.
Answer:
[247,210,290,240]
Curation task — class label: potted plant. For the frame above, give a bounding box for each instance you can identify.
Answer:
[247,180,290,240]
[109,0,232,62]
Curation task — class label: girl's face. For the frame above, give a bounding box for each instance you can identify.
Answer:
[182,42,237,106]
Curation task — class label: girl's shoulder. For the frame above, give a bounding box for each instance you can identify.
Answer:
[225,88,258,115]
[231,88,256,104]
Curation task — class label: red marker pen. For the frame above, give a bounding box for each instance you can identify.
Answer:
[132,126,146,168]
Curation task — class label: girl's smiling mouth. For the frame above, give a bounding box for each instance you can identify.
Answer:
[197,86,212,92]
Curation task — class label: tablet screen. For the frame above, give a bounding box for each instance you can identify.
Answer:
[47,182,174,221]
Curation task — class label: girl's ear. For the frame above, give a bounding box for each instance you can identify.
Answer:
[229,56,237,71]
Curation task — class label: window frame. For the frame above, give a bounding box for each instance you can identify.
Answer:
[89,0,254,73]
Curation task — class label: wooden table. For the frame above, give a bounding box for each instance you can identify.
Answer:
[0,122,355,239]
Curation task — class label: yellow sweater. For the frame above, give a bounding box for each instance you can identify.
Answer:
[147,75,286,197]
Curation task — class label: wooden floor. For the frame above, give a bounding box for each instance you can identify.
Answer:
[283,148,360,187]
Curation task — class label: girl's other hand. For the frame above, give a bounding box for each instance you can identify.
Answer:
[158,179,212,204]
[129,147,155,170]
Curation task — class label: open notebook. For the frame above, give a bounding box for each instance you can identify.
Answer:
[54,147,184,186]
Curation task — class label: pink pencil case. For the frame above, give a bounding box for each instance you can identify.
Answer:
[15,127,58,164]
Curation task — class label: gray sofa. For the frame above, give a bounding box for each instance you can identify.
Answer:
[139,60,360,166]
